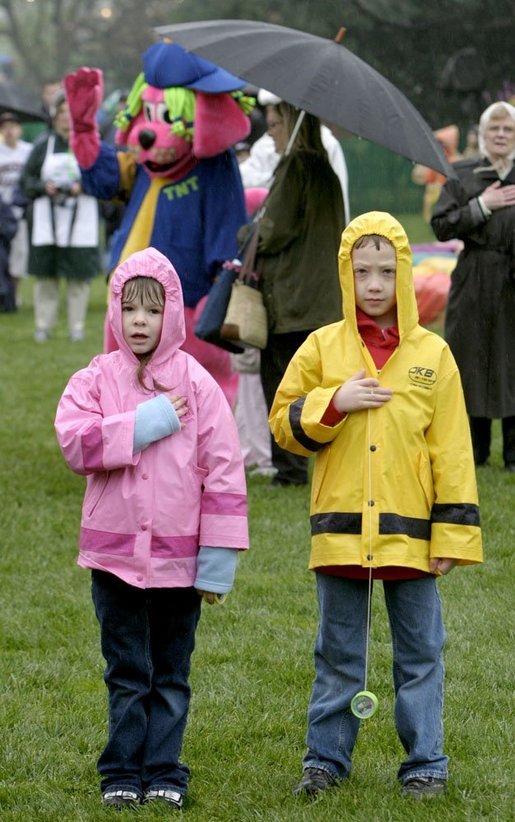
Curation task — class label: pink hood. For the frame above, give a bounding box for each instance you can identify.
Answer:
[108,246,186,363]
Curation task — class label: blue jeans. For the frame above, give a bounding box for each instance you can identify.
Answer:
[91,570,201,797]
[303,574,448,784]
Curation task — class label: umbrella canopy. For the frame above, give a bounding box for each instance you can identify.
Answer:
[0,81,45,123]
[155,19,456,178]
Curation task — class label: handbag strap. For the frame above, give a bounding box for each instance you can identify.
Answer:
[240,219,261,281]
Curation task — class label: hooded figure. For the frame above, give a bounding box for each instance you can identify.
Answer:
[55,246,248,590]
[269,212,482,573]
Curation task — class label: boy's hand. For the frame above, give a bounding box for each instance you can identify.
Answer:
[333,369,393,413]
[430,558,457,575]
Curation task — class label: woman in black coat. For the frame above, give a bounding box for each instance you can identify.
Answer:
[431,102,515,471]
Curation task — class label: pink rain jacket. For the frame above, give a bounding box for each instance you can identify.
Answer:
[55,247,248,589]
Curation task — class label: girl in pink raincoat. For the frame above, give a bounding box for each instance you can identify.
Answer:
[55,246,248,810]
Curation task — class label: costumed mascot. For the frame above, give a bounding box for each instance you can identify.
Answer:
[64,41,253,404]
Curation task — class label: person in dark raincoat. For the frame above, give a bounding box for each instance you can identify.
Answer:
[431,102,515,471]
[0,195,17,311]
[253,101,346,486]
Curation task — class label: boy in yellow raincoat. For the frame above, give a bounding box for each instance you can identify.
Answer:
[269,211,483,799]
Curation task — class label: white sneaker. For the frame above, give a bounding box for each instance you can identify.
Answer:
[144,788,183,808]
[34,330,49,343]
[248,466,277,477]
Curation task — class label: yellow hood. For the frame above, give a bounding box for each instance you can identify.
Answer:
[338,211,419,340]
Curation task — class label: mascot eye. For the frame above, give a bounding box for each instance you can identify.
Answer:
[156,103,172,124]
[143,102,154,122]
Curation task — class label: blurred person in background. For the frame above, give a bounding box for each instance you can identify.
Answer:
[40,79,64,125]
[0,112,32,308]
[231,185,275,477]
[0,193,17,311]
[462,124,480,160]
[97,89,128,275]
[20,91,99,342]
[411,125,462,223]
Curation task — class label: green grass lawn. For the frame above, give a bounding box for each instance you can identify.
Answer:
[0,259,513,820]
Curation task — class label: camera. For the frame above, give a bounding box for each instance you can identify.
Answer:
[52,185,74,206]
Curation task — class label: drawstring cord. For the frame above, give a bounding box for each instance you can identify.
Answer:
[363,407,374,690]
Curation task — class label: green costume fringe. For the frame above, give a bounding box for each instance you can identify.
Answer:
[114,72,148,131]
[114,75,255,138]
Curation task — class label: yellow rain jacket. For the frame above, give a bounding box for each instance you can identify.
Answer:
[269,212,482,573]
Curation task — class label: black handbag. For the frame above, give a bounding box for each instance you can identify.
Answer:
[194,264,242,353]
[194,221,260,353]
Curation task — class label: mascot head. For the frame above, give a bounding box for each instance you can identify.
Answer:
[114,41,253,179]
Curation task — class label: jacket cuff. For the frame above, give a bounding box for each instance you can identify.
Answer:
[470,196,488,225]
[321,397,347,427]
[194,547,238,594]
[477,195,492,220]
[133,394,180,453]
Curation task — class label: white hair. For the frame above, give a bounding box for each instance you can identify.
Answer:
[478,101,515,162]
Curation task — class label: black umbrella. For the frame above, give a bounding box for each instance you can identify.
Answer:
[0,81,45,123]
[155,19,456,178]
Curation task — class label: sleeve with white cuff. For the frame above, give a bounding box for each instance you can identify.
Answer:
[477,195,492,220]
[194,547,238,594]
[133,394,181,453]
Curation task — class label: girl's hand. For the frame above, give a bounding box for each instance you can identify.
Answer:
[430,558,457,575]
[195,589,227,605]
[169,395,188,427]
[333,369,393,413]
